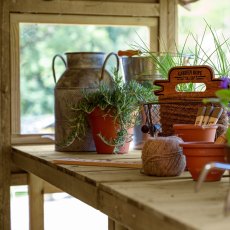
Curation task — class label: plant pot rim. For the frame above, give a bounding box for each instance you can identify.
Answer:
[173,124,218,130]
[180,142,225,148]
[180,142,226,157]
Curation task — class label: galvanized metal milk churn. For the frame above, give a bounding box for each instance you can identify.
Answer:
[52,52,117,151]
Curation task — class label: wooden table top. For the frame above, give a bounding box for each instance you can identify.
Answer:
[12,144,230,230]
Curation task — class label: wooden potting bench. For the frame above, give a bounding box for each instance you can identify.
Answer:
[12,144,230,230]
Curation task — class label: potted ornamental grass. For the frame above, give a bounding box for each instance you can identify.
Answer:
[133,21,230,84]
[64,69,156,154]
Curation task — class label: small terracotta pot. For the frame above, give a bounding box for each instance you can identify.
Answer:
[180,142,226,181]
[173,124,218,142]
[88,107,131,154]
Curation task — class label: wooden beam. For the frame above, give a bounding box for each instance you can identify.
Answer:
[168,0,178,52]
[159,0,178,52]
[159,0,168,52]
[29,174,44,230]
[10,13,157,27]
[0,0,11,229]
[10,1,160,17]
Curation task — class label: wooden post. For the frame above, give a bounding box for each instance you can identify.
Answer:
[28,174,44,230]
[159,0,168,52]
[0,0,11,230]
[168,0,178,52]
[159,0,178,52]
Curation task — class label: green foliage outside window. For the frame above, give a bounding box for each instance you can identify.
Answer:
[19,24,149,133]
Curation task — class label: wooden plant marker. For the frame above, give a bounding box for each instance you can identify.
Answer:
[52,158,142,169]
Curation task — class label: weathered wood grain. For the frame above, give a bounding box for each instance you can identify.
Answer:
[168,0,178,52]
[9,1,160,17]
[0,1,11,230]
[99,179,230,230]
[12,149,99,208]
[29,174,44,230]
[159,0,168,52]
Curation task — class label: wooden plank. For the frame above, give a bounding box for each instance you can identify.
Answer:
[0,1,11,230]
[12,145,192,183]
[159,0,168,52]
[12,134,54,145]
[10,1,160,17]
[10,14,20,134]
[99,189,183,230]
[64,0,158,2]
[12,148,99,208]
[99,179,230,230]
[168,0,178,52]
[28,174,44,230]
[10,13,157,27]
[52,158,142,168]
[149,25,158,53]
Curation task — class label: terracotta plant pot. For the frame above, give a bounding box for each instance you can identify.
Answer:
[88,107,131,154]
[173,124,218,142]
[180,142,226,181]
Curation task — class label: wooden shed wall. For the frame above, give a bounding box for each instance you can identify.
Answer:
[0,0,179,229]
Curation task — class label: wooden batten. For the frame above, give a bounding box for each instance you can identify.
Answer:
[9,0,160,17]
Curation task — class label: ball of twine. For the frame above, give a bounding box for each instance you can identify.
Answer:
[142,136,186,176]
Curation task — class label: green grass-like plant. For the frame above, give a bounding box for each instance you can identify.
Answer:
[133,21,230,92]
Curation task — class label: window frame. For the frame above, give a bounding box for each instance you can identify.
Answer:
[10,12,158,145]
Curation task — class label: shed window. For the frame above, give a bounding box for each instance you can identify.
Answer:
[11,14,154,144]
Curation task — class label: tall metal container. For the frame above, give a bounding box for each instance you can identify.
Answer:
[52,52,115,151]
[121,56,158,149]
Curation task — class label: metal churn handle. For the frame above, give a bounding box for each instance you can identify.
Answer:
[100,52,120,81]
[52,54,67,83]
